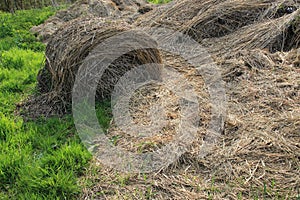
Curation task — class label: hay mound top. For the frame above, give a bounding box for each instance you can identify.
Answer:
[30,0,152,43]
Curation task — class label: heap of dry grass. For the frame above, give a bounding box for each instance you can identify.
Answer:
[22,0,300,198]
[201,8,300,58]
[79,46,300,200]
[135,0,228,28]
[76,1,299,199]
[111,0,150,11]
[22,18,162,117]
[184,0,292,40]
[31,0,152,43]
[30,0,120,42]
[134,0,299,48]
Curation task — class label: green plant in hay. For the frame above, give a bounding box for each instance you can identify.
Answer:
[96,101,112,132]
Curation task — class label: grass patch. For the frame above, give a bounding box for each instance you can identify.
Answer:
[0,8,56,52]
[96,101,112,132]
[0,7,95,199]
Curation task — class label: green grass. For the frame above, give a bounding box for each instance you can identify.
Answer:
[0,7,95,199]
[0,8,56,52]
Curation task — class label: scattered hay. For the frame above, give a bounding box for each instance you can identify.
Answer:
[78,1,299,199]
[106,51,210,155]
[79,48,300,199]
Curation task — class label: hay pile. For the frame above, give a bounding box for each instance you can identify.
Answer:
[24,18,162,117]
[23,0,300,199]
[79,47,300,199]
[134,0,227,28]
[111,0,150,11]
[30,0,152,43]
[184,0,295,39]
[202,8,300,58]
[80,1,298,199]
[136,0,300,55]
[31,0,119,43]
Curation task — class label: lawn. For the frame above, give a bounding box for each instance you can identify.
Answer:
[0,7,93,199]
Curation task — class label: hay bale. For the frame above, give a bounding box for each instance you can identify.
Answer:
[36,17,162,115]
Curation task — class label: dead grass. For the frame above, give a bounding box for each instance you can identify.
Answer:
[79,47,299,200]
[30,0,153,43]
[22,0,300,199]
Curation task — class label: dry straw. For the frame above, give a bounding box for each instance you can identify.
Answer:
[80,1,299,199]
[22,0,300,198]
[38,17,161,112]
[30,0,153,43]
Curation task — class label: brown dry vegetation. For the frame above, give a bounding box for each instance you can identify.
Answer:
[27,0,299,199]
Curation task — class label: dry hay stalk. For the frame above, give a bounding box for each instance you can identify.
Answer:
[31,0,153,43]
[23,0,300,198]
[36,17,162,115]
[134,0,228,28]
[79,48,300,199]
[201,7,300,57]
[184,0,292,40]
